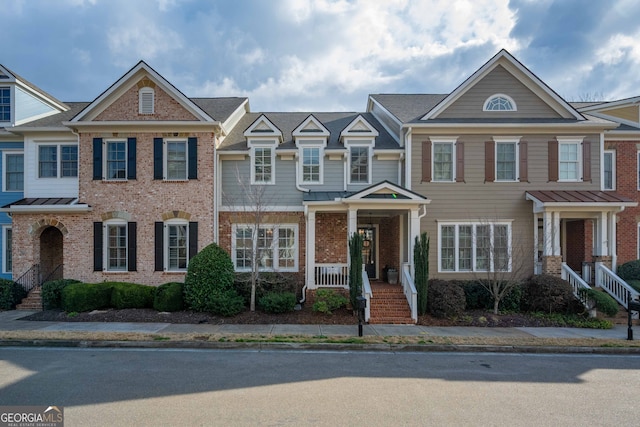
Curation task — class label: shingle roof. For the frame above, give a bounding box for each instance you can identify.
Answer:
[12,102,90,128]
[369,94,447,123]
[0,65,69,110]
[190,97,247,122]
[219,112,399,151]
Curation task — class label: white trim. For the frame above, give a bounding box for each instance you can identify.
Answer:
[163,219,189,272]
[103,138,128,181]
[231,223,299,272]
[557,137,584,182]
[347,144,372,185]
[250,143,276,185]
[603,149,615,191]
[293,115,330,137]
[219,205,304,212]
[493,137,521,182]
[299,145,324,185]
[163,138,188,181]
[138,87,155,114]
[103,219,128,272]
[2,150,23,192]
[2,226,12,274]
[483,93,517,111]
[431,137,458,182]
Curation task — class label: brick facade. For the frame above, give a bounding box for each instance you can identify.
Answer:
[379,215,401,273]
[315,212,348,263]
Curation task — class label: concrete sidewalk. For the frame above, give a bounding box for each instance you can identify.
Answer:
[0,310,633,342]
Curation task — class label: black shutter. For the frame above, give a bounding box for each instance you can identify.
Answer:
[189,222,198,259]
[127,222,137,272]
[155,222,164,271]
[154,138,163,180]
[188,137,198,179]
[93,138,103,180]
[93,222,103,271]
[127,138,136,180]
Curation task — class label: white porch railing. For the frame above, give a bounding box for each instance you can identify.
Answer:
[561,262,595,316]
[595,262,640,318]
[362,266,372,322]
[401,263,418,323]
[314,263,349,287]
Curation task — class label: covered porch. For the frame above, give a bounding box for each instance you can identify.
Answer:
[303,181,429,323]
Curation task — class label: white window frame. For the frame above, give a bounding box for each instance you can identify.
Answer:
[3,226,12,274]
[2,150,23,192]
[250,142,276,185]
[483,94,517,111]
[557,138,582,182]
[494,137,520,182]
[164,219,189,272]
[231,224,298,272]
[139,87,155,114]
[438,222,512,273]
[432,138,457,182]
[104,219,128,272]
[164,138,188,181]
[603,150,615,191]
[103,139,128,181]
[348,145,371,185]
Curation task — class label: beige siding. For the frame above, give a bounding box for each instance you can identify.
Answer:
[411,134,601,280]
[438,65,563,119]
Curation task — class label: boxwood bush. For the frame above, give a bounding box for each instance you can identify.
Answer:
[427,279,466,318]
[61,283,113,313]
[42,279,82,310]
[259,291,297,314]
[110,282,155,309]
[0,278,27,310]
[523,275,582,314]
[578,288,619,317]
[616,259,640,281]
[153,282,184,312]
[312,289,348,314]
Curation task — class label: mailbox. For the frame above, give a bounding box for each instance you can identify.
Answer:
[356,296,367,310]
[356,296,366,337]
[627,296,640,341]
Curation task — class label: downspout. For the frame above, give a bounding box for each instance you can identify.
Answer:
[405,127,412,190]
[213,133,219,244]
[300,204,309,303]
[343,151,348,191]
[294,152,310,193]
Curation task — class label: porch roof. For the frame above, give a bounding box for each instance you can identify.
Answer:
[0,197,92,213]
[525,190,636,211]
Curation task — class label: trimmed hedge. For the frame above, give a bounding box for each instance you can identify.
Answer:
[0,279,27,310]
[427,279,466,318]
[579,288,619,317]
[42,279,82,310]
[259,291,297,314]
[523,275,582,314]
[616,260,640,281]
[61,283,113,313]
[312,289,348,314]
[153,282,184,312]
[110,282,155,309]
[627,279,640,293]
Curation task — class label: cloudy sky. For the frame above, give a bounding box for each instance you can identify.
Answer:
[3,0,640,112]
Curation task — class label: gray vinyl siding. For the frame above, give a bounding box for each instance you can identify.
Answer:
[438,65,563,119]
[346,158,399,191]
[411,134,601,280]
[320,158,345,191]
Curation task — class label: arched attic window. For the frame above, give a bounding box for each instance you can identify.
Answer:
[483,94,517,112]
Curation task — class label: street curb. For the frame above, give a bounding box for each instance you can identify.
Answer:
[2,339,640,354]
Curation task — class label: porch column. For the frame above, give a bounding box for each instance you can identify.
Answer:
[347,208,358,265]
[306,209,316,289]
[610,212,617,269]
[409,208,420,274]
[542,210,562,276]
[595,211,609,256]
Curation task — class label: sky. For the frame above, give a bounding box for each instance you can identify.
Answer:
[3,0,640,112]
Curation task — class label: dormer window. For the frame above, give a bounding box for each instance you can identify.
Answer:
[139,87,155,114]
[0,87,10,122]
[484,94,516,111]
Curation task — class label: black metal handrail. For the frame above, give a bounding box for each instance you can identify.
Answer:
[14,263,40,293]
[41,264,63,285]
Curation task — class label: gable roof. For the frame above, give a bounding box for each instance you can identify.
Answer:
[70,60,216,123]
[0,64,69,112]
[576,96,640,129]
[421,49,585,121]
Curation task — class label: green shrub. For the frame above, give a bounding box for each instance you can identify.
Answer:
[500,284,524,312]
[42,279,82,310]
[312,289,349,314]
[523,275,581,314]
[259,292,297,314]
[616,260,640,281]
[626,279,640,293]
[579,288,619,317]
[154,282,184,312]
[184,243,239,314]
[234,272,299,305]
[110,282,155,309]
[61,283,113,312]
[459,280,493,310]
[427,279,466,318]
[0,279,27,310]
[203,289,245,316]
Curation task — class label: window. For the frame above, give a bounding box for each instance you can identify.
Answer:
[603,150,615,190]
[139,87,154,114]
[302,147,321,183]
[106,221,127,271]
[166,222,188,271]
[559,142,581,181]
[251,146,274,184]
[38,146,57,178]
[105,140,127,180]
[439,223,511,272]
[3,152,23,191]
[232,224,298,272]
[3,227,12,274]
[349,146,370,184]
[38,144,78,178]
[165,140,187,180]
[0,87,10,122]
[433,142,454,181]
[484,94,516,111]
[496,142,517,181]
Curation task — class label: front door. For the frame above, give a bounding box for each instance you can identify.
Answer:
[359,227,376,279]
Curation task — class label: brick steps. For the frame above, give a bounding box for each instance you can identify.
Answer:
[16,287,43,311]
[368,283,414,324]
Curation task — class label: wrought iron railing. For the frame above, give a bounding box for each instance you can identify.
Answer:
[41,264,63,285]
[14,264,40,294]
